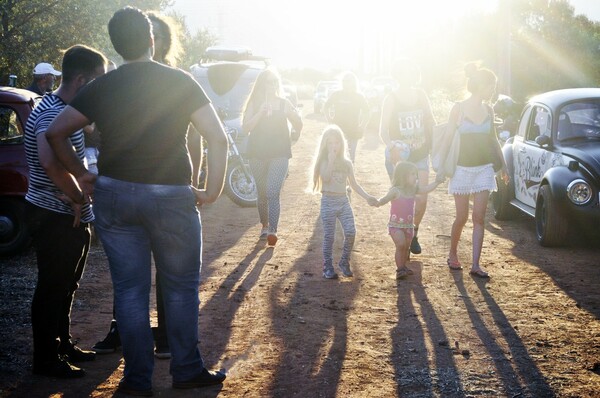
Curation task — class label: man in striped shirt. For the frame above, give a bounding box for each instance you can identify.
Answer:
[24,45,107,379]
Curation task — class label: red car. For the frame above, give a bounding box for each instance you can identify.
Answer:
[0,87,39,255]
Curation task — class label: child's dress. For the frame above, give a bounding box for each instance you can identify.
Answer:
[388,189,415,242]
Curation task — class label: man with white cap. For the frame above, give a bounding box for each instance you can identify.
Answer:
[26,62,62,96]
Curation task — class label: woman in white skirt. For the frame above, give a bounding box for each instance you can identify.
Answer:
[443,63,508,278]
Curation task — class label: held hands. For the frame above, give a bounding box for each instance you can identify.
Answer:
[366,196,379,207]
[77,171,97,204]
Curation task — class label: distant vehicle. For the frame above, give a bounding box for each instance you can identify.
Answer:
[363,76,398,114]
[313,80,340,114]
[190,45,270,154]
[0,87,40,255]
[492,88,600,246]
[282,79,298,108]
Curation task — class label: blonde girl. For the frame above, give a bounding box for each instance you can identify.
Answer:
[377,162,441,279]
[313,126,377,279]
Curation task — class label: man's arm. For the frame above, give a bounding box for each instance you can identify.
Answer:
[36,132,85,205]
[187,125,202,187]
[190,103,228,205]
[45,106,95,197]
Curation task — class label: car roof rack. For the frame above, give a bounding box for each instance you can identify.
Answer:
[200,46,270,66]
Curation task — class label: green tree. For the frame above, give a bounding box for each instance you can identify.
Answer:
[508,0,600,100]
[0,0,190,86]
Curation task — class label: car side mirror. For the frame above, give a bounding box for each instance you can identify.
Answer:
[535,134,551,147]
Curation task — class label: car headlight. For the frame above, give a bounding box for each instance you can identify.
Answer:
[566,179,592,205]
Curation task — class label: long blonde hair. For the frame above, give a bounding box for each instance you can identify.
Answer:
[312,125,349,192]
[243,68,283,115]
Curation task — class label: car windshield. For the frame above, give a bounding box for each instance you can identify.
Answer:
[557,100,600,141]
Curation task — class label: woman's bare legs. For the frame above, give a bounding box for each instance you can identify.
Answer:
[449,194,470,265]
[471,190,490,273]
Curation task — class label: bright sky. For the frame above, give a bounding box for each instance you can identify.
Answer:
[168,0,600,72]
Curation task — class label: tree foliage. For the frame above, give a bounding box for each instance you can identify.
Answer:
[416,0,600,102]
[1,0,599,102]
[0,0,214,87]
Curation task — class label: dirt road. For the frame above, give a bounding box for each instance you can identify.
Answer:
[1,102,599,397]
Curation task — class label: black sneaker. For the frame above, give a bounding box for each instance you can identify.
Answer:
[116,381,153,396]
[92,320,121,354]
[172,368,226,389]
[59,344,96,362]
[151,326,171,359]
[154,343,171,359]
[33,357,85,378]
[410,236,422,254]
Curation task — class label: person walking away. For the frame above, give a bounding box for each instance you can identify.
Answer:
[24,45,107,378]
[242,68,303,246]
[436,63,509,278]
[375,162,441,279]
[46,7,228,395]
[322,71,370,163]
[379,58,436,256]
[26,63,62,96]
[312,125,378,279]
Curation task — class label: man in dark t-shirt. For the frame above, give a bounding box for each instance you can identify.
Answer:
[46,7,228,395]
[323,72,370,162]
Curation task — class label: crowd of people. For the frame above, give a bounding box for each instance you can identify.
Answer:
[22,5,507,395]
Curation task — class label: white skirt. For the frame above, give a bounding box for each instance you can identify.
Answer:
[448,164,497,195]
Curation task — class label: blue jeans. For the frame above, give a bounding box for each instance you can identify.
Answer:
[93,176,204,390]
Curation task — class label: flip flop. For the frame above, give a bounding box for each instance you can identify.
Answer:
[469,268,490,278]
[447,259,463,270]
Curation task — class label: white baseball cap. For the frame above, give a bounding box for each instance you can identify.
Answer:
[33,63,62,76]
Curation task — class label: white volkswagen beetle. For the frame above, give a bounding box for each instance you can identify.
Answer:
[492,88,600,246]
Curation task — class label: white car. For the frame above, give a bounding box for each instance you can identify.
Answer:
[492,88,600,246]
[190,46,269,153]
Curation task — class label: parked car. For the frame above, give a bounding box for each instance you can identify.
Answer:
[190,46,266,206]
[0,87,39,255]
[313,80,340,114]
[282,79,299,108]
[492,88,600,246]
[363,76,398,113]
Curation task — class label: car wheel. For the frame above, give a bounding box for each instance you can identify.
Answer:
[535,184,568,247]
[0,198,31,255]
[492,176,518,220]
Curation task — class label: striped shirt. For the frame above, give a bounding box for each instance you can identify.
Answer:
[24,94,94,222]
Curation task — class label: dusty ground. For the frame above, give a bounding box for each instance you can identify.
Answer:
[1,101,600,397]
